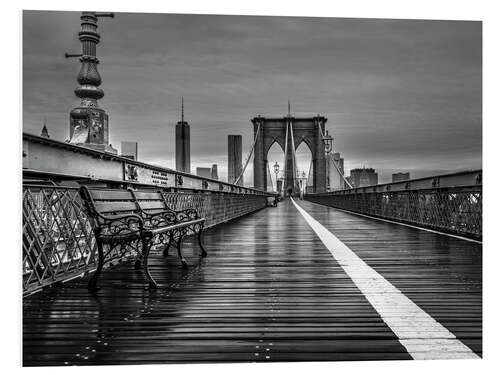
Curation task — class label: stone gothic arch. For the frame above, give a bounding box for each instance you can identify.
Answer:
[252,114,327,195]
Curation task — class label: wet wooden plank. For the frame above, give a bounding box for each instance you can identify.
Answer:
[23,199,481,365]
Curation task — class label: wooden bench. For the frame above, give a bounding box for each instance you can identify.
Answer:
[79,186,207,291]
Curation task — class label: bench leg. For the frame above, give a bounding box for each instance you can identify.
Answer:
[134,258,143,270]
[176,235,189,269]
[163,233,173,257]
[88,240,104,292]
[197,226,207,258]
[134,240,143,269]
[142,236,157,288]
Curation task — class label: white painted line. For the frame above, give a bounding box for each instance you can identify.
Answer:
[291,198,479,360]
[306,200,482,244]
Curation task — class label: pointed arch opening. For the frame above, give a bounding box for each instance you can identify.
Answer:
[295,141,313,195]
[266,141,285,192]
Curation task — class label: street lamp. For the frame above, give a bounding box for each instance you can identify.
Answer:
[322,130,333,192]
[273,161,280,192]
[323,130,333,155]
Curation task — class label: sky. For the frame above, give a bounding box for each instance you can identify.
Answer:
[23,11,482,184]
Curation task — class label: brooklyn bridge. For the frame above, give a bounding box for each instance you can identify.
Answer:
[22,11,482,365]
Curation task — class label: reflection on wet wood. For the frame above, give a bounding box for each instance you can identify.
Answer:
[23,199,481,366]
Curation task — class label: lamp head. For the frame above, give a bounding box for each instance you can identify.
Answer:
[323,130,333,154]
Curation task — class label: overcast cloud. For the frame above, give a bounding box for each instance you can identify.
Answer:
[23,11,482,183]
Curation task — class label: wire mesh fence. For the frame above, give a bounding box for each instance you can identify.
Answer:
[306,187,481,239]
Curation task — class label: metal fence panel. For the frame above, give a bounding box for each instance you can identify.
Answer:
[306,188,481,240]
[23,185,269,294]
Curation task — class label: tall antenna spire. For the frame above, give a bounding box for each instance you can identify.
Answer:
[181,96,184,123]
[288,100,291,116]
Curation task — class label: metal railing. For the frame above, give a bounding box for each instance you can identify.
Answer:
[23,184,270,294]
[306,170,482,240]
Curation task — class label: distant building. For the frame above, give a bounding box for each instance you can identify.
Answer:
[175,97,190,173]
[196,167,211,179]
[40,120,50,139]
[121,141,138,161]
[346,176,353,188]
[228,135,243,185]
[327,152,345,190]
[211,164,218,180]
[350,167,378,188]
[392,172,410,183]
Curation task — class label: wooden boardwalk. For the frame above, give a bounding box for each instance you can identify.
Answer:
[23,199,482,366]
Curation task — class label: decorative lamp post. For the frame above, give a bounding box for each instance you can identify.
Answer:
[65,12,116,154]
[273,161,280,192]
[323,130,333,155]
[322,130,333,191]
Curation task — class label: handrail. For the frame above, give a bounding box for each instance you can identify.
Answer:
[305,170,482,240]
[308,169,482,195]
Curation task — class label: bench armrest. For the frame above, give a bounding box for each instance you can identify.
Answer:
[175,208,200,222]
[97,213,145,236]
[100,213,144,222]
[141,210,177,228]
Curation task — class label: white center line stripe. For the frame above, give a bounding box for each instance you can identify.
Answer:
[291,198,479,360]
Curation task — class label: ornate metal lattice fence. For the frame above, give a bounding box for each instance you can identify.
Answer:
[306,183,481,240]
[23,185,269,294]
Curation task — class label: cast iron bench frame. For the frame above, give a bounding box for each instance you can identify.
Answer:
[79,186,207,291]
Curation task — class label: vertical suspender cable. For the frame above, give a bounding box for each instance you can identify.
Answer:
[283,120,289,183]
[289,123,298,189]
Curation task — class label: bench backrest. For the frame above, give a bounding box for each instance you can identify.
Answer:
[130,190,170,215]
[80,187,139,218]
[80,187,174,219]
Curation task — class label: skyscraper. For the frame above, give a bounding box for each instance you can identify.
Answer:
[175,97,190,173]
[196,167,211,179]
[211,164,218,180]
[326,152,345,190]
[228,135,243,185]
[350,167,378,187]
[392,172,410,182]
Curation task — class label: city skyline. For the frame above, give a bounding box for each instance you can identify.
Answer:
[23,11,481,183]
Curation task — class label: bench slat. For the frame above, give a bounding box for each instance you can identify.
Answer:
[134,191,163,200]
[137,201,166,210]
[94,201,138,214]
[90,190,134,201]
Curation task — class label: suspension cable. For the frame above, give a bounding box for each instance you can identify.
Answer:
[283,120,289,185]
[289,122,299,188]
[234,122,261,185]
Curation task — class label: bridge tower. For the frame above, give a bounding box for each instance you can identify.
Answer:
[252,108,327,196]
[65,12,116,154]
